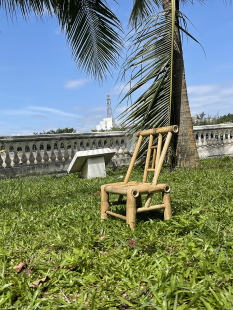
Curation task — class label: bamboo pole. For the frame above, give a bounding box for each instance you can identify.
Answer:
[144,194,152,209]
[163,192,172,220]
[145,132,168,208]
[124,135,143,184]
[155,133,162,171]
[147,169,155,172]
[104,181,140,188]
[145,132,161,209]
[136,125,178,137]
[101,185,109,220]
[153,131,173,185]
[137,204,165,213]
[126,189,136,229]
[143,134,154,183]
[151,148,157,169]
[105,211,126,221]
[105,184,170,195]
[105,186,128,195]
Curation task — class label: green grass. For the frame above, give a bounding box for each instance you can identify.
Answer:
[1,157,233,309]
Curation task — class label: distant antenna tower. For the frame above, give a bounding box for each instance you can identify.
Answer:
[107,95,113,118]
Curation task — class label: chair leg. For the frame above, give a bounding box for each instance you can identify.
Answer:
[101,185,109,220]
[126,189,136,229]
[163,192,172,220]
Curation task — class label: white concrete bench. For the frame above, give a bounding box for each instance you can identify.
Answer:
[67,148,115,179]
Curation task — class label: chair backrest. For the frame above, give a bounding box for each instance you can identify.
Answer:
[124,125,178,185]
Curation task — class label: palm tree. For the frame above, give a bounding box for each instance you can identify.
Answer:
[118,0,200,167]
[1,0,199,166]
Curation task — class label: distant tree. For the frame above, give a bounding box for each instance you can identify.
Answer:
[192,112,233,125]
[34,127,76,134]
[93,126,125,132]
[216,113,233,124]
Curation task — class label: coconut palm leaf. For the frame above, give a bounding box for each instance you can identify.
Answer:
[118,4,176,136]
[129,0,158,28]
[0,0,122,80]
[118,4,202,161]
[53,0,122,80]
[128,0,206,29]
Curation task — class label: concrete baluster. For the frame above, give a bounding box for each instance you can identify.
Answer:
[228,131,231,144]
[94,138,98,149]
[64,141,69,162]
[70,140,75,159]
[43,143,49,163]
[0,150,3,168]
[50,141,57,163]
[218,130,222,145]
[214,131,218,146]
[203,132,207,147]
[57,142,63,162]
[123,141,129,157]
[90,139,94,150]
[5,145,12,167]
[107,138,111,147]
[13,143,20,166]
[206,130,211,146]
[21,144,28,165]
[197,134,202,148]
[209,131,214,146]
[36,142,42,164]
[28,143,35,165]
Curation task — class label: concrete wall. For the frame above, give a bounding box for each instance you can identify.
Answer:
[1,123,232,179]
[0,132,132,179]
[193,123,233,159]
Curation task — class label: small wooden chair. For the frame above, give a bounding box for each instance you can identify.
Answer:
[101,125,178,229]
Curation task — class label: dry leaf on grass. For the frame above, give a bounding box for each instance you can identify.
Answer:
[13,260,30,273]
[99,236,106,241]
[128,239,136,249]
[29,276,50,288]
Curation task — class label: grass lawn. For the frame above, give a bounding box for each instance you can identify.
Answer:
[1,157,233,309]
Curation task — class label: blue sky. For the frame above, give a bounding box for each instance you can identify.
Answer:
[0,1,232,135]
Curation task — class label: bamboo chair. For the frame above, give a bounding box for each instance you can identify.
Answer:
[101,125,179,229]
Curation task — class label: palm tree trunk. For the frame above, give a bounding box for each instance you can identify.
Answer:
[163,0,199,167]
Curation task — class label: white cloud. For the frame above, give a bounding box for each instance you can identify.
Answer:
[2,106,80,118]
[64,79,89,90]
[29,106,80,118]
[188,82,233,116]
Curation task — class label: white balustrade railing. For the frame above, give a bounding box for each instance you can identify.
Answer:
[0,132,131,178]
[1,124,231,178]
[193,123,233,158]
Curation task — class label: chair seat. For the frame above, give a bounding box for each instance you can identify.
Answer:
[104,182,170,196]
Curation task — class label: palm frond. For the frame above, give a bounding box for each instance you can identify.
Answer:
[53,0,122,81]
[129,0,159,28]
[0,0,52,18]
[118,6,175,137]
[0,0,122,81]
[118,5,202,162]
